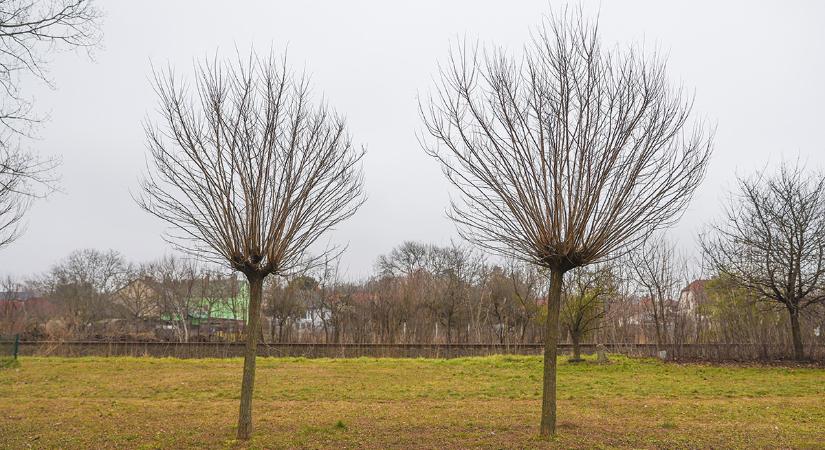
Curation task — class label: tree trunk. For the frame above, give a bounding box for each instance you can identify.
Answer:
[788,307,804,361]
[237,273,264,440]
[540,269,563,437]
[651,296,663,350]
[572,332,581,361]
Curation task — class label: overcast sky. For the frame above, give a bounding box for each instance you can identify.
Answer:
[1,0,823,280]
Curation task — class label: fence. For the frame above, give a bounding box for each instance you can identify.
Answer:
[18,341,543,358]
[14,340,825,361]
[0,334,19,364]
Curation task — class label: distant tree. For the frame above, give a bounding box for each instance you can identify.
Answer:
[45,249,127,330]
[315,258,351,344]
[138,50,365,439]
[630,235,690,347]
[485,266,521,344]
[375,241,485,343]
[482,262,545,345]
[420,10,712,435]
[266,275,313,342]
[701,162,825,360]
[0,0,101,249]
[148,256,198,343]
[427,243,484,343]
[374,241,443,342]
[0,275,31,334]
[507,260,546,344]
[561,264,616,361]
[701,275,789,357]
[365,275,409,343]
[376,241,431,277]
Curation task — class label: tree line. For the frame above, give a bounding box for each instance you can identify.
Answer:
[3,236,823,359]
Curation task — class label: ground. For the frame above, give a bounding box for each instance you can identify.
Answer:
[1,355,824,449]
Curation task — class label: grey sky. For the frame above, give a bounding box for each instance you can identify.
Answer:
[1,0,823,280]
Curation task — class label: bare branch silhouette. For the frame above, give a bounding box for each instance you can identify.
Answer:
[0,0,101,250]
[0,0,102,138]
[0,146,57,249]
[420,9,712,436]
[701,161,825,360]
[138,49,365,440]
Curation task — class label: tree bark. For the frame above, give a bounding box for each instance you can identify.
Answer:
[651,293,663,350]
[572,333,581,361]
[788,307,804,361]
[237,273,264,440]
[540,269,563,437]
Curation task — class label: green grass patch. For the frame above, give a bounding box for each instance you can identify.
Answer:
[0,357,19,369]
[0,354,823,448]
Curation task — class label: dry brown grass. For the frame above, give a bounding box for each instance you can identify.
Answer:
[1,355,824,448]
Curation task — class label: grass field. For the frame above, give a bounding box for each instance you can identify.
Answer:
[1,355,824,449]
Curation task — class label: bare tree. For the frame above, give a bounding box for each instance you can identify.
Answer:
[508,259,546,344]
[702,274,793,358]
[594,260,637,345]
[428,243,484,343]
[138,50,365,439]
[630,234,690,347]
[0,148,56,248]
[561,264,615,361]
[0,0,101,249]
[420,10,712,435]
[149,255,197,343]
[266,275,311,343]
[376,241,430,277]
[485,266,520,344]
[0,275,31,334]
[45,248,127,331]
[701,162,825,360]
[0,0,101,136]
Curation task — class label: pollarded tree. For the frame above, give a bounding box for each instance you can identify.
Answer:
[138,51,365,440]
[420,11,712,435]
[701,162,825,360]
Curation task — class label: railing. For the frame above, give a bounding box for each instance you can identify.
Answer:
[18,341,544,358]
[14,340,825,361]
[0,334,20,361]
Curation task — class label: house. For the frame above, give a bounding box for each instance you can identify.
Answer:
[114,276,250,340]
[112,278,162,319]
[188,286,250,338]
[294,306,331,330]
[679,279,709,314]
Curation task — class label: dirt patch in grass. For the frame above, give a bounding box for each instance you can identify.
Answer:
[667,358,825,369]
[0,355,823,448]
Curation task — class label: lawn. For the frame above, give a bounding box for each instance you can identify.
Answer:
[1,355,824,449]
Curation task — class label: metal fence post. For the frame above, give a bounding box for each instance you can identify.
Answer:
[13,334,19,360]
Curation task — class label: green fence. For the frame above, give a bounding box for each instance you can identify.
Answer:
[0,334,19,366]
